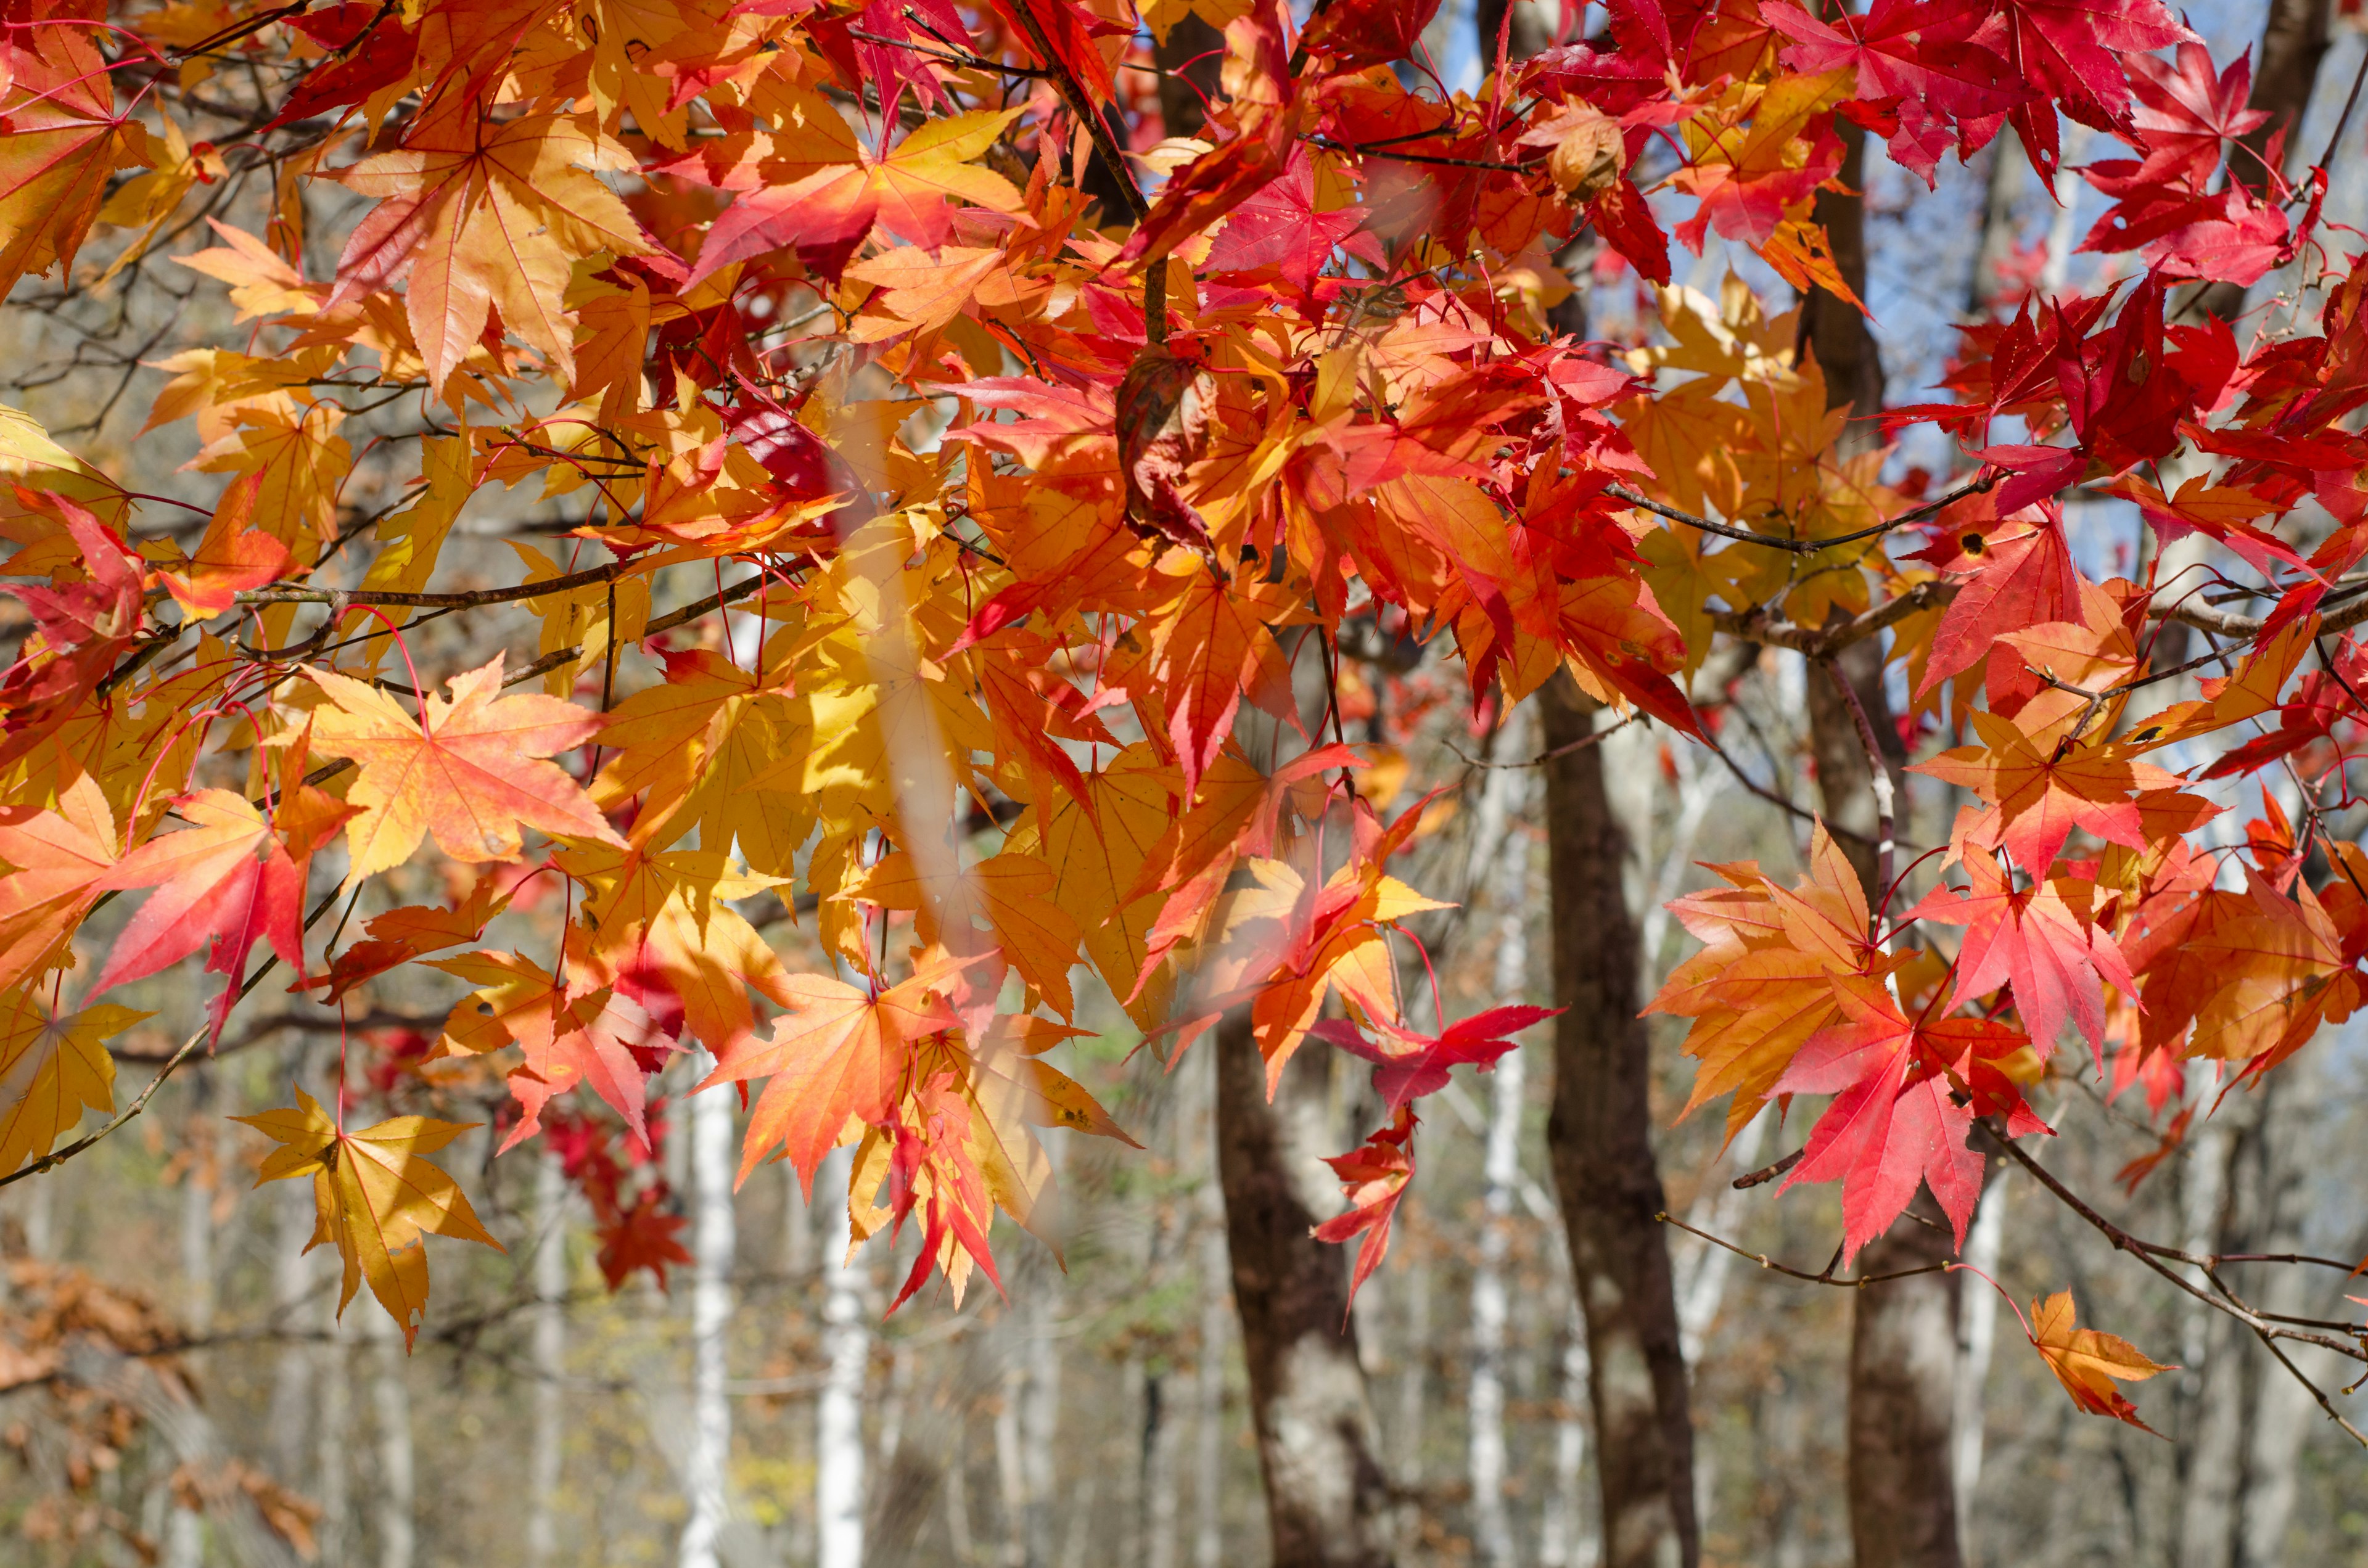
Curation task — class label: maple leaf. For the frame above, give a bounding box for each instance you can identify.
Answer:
[1906,852,2135,1059]
[0,2,147,296]
[1775,987,2039,1260]
[701,960,966,1190]
[1989,0,2195,175]
[847,851,1085,1018]
[595,1188,693,1291]
[1914,710,2184,873]
[1764,0,2023,184]
[91,787,349,1042]
[0,990,146,1177]
[292,874,513,1004]
[430,947,666,1150]
[0,776,120,993]
[871,1068,1006,1313]
[2025,1288,2169,1432]
[1672,70,1854,251]
[153,474,295,620]
[237,1088,503,1348]
[686,109,1023,287]
[1314,1004,1558,1110]
[333,108,657,392]
[1312,1106,1418,1308]
[1649,824,1884,1144]
[302,652,624,887]
[1144,565,1304,796]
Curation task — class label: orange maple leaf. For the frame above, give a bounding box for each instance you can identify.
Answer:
[237,1088,504,1348]
[701,959,969,1190]
[302,652,623,885]
[2026,1288,2170,1433]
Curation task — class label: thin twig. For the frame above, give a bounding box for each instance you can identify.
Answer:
[1821,654,1896,921]
[1656,1212,1949,1287]
[0,887,346,1190]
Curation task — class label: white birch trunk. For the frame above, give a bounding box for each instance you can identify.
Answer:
[1143,1354,1182,1568]
[1951,1181,2005,1548]
[1191,1178,1228,1568]
[816,1143,869,1568]
[997,1358,1027,1567]
[784,1157,815,1278]
[1395,1254,1430,1484]
[168,1091,219,1568]
[1022,1281,1061,1567]
[363,1297,414,1568]
[528,1151,570,1568]
[319,1296,352,1565]
[1536,1303,1594,1568]
[681,1053,736,1568]
[1672,1107,1770,1367]
[1468,823,1532,1568]
[269,1178,316,1488]
[947,1419,976,1566]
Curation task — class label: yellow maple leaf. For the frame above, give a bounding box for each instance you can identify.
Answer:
[236,1088,503,1347]
[0,991,147,1177]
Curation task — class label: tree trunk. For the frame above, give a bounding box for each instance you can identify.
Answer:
[1846,1191,1963,1568]
[1469,818,1533,1568]
[167,1078,220,1568]
[1475,0,1556,67]
[527,1151,570,1568]
[817,1143,870,1568]
[1151,15,1223,141]
[1538,675,1698,1568]
[1799,121,1884,428]
[269,1176,316,1488]
[319,1297,353,1564]
[1536,1299,1595,1568]
[363,1295,415,1568]
[681,1054,737,1568]
[1022,1276,1062,1567]
[1192,1164,1230,1568]
[1215,1011,1396,1568]
[1794,100,1968,1565]
[1950,1182,2005,1555]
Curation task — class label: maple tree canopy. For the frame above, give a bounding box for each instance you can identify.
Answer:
[2,0,2365,1433]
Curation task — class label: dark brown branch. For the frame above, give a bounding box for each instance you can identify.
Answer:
[0,886,347,1191]
[1732,1147,1806,1189]
[1607,472,1996,557]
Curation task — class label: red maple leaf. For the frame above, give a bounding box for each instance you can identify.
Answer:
[1314,1003,1559,1110]
[1313,1106,1418,1307]
[1906,852,2136,1058]
[1777,991,2043,1261]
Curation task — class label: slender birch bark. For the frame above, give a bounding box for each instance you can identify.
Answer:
[269,1176,316,1488]
[363,1292,415,1568]
[527,1151,570,1568]
[817,1143,870,1568]
[166,1078,219,1568]
[1192,1168,1229,1568]
[1950,1183,2005,1547]
[1022,1276,1063,1567]
[681,1053,736,1568]
[1469,815,1533,1568]
[1538,674,1697,1568]
[1536,1302,1593,1568]
[319,1293,353,1565]
[1215,1012,1395,1568]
